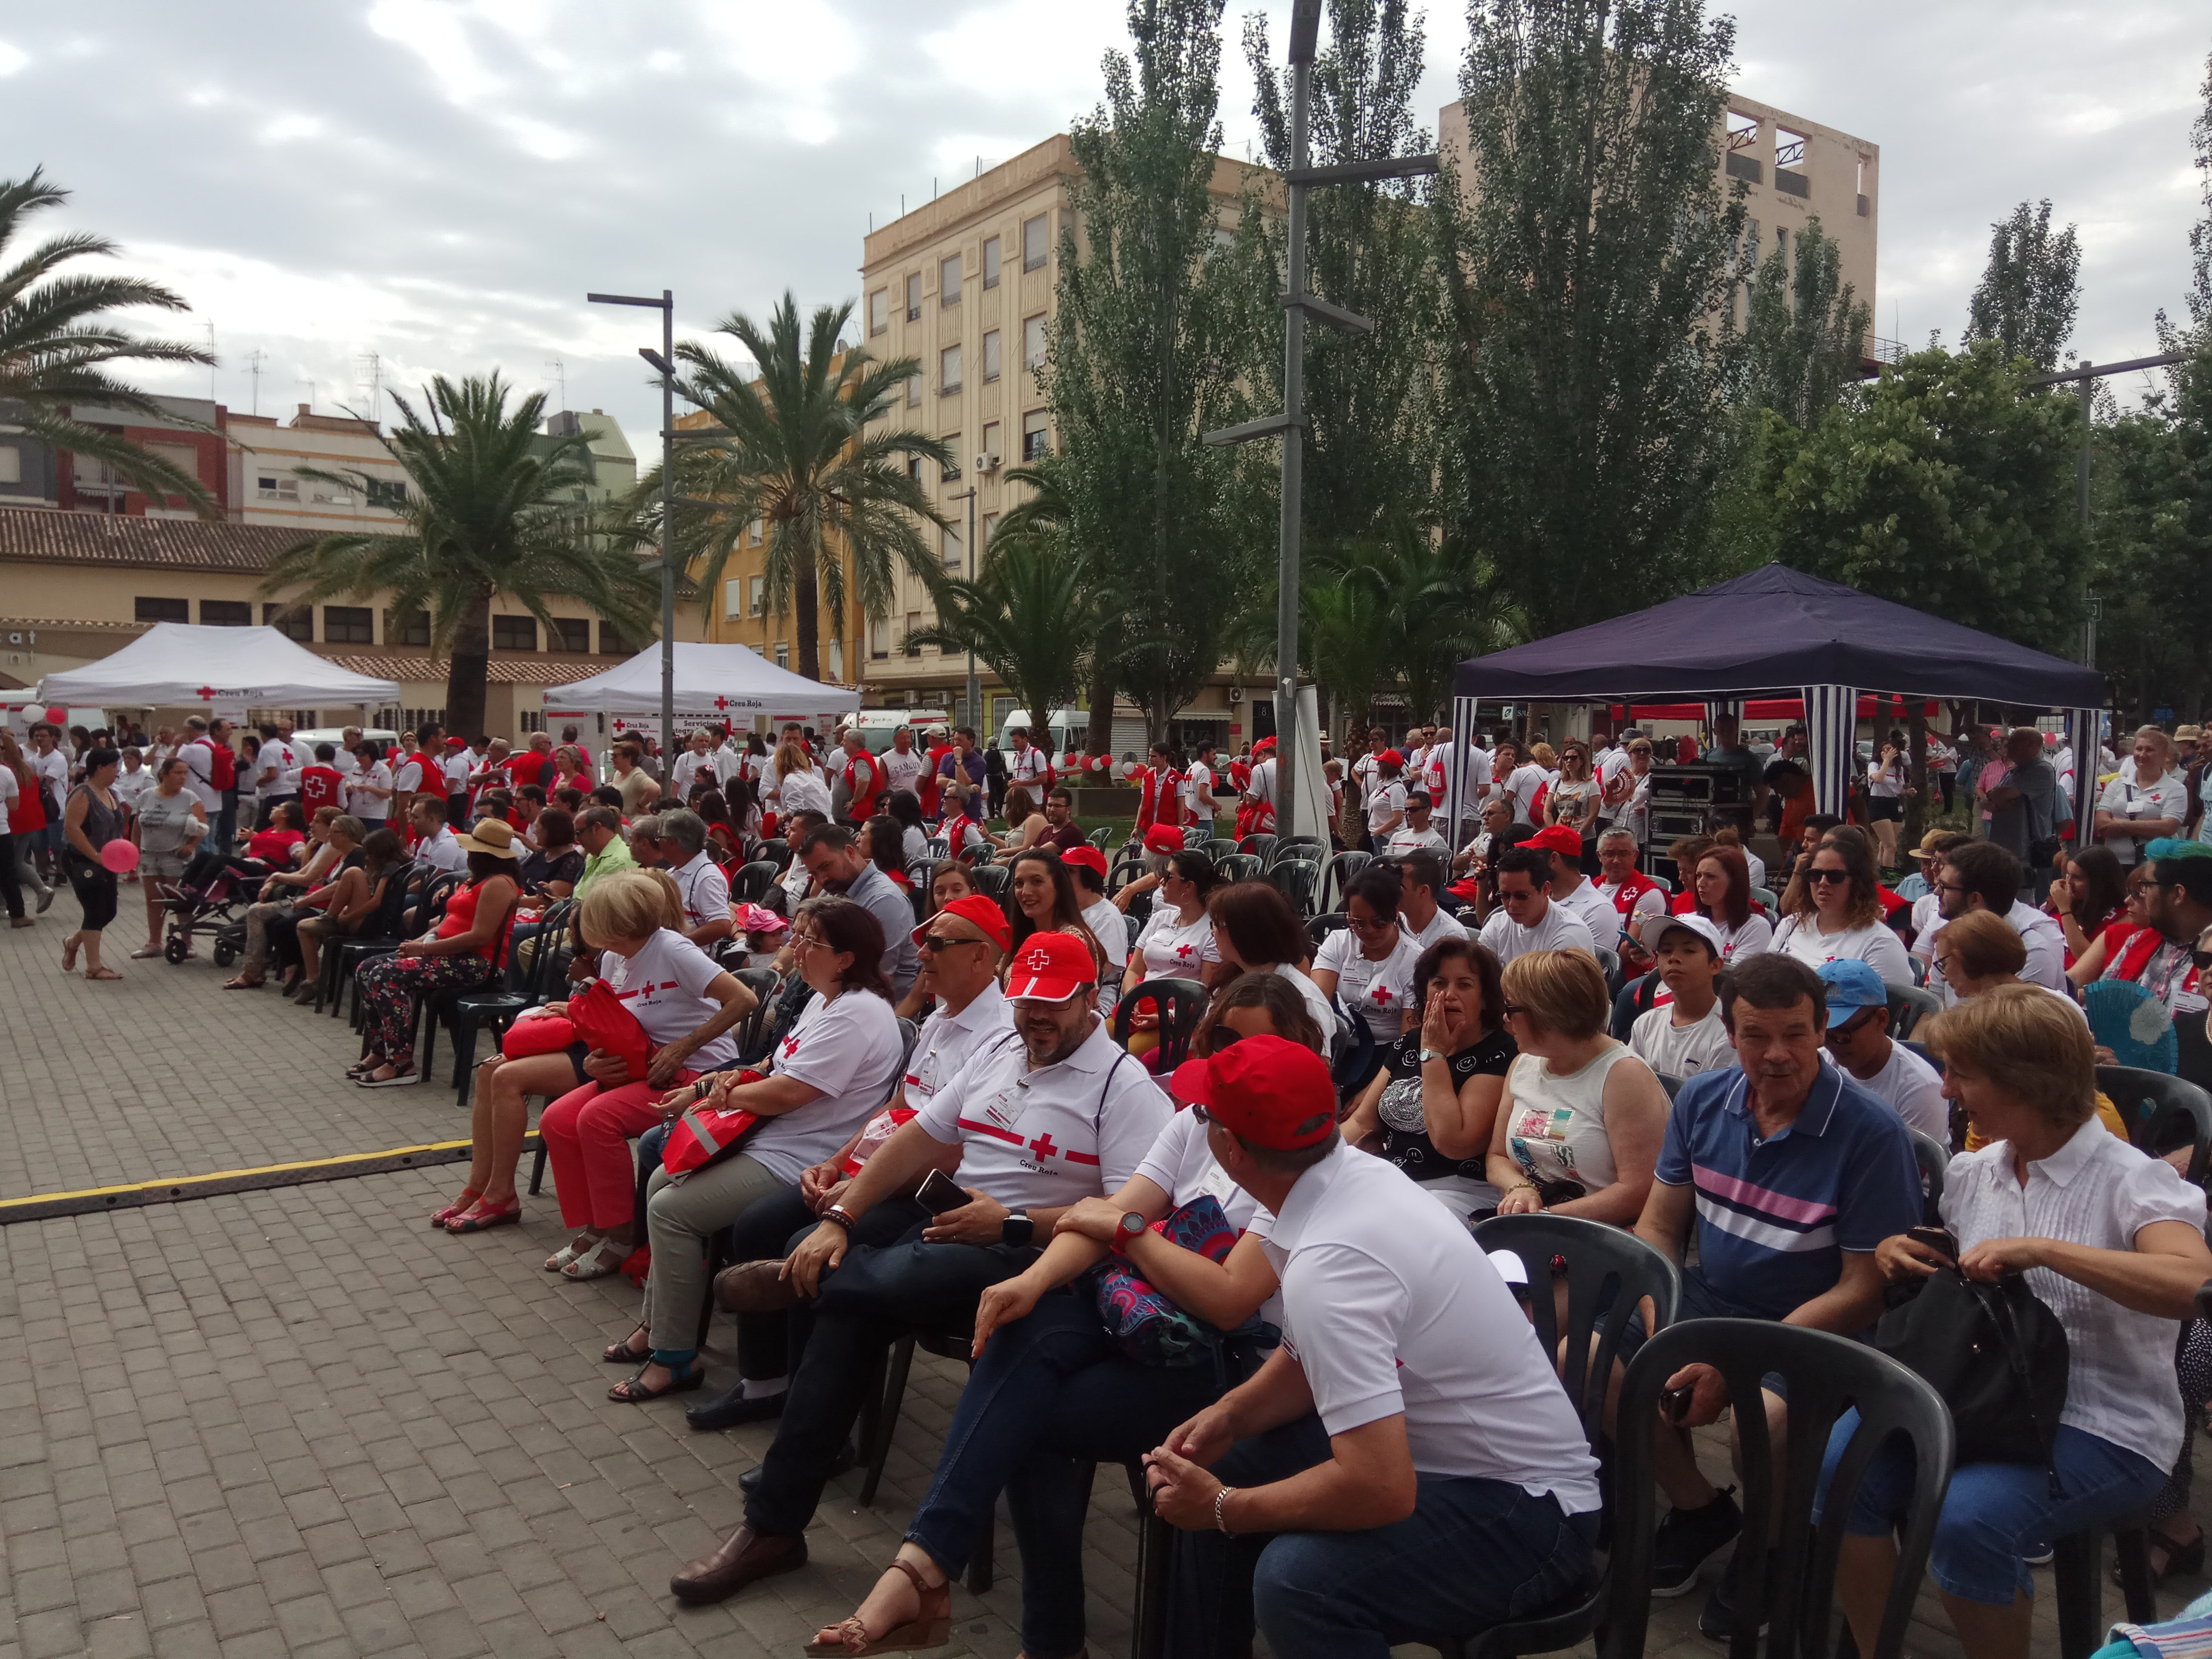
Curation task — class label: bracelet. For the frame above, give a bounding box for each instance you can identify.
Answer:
[691,1078,713,1103]
[1506,1181,1538,1195]
[1214,1485,1237,1535]
[820,1205,857,1234]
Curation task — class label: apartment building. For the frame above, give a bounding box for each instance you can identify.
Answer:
[1439,89,1883,356]
[0,395,233,517]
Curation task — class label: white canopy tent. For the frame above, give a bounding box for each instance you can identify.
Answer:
[33,623,400,709]
[542,641,860,733]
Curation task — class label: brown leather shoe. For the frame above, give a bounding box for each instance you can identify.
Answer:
[714,1259,802,1314]
[669,1523,806,1604]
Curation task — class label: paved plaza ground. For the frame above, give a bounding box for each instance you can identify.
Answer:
[2,904,2208,1658]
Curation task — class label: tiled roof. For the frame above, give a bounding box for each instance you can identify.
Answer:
[0,506,303,572]
[315,651,625,687]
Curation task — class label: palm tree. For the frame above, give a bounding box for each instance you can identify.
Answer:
[655,293,949,682]
[263,373,656,739]
[0,169,217,514]
[904,538,1100,738]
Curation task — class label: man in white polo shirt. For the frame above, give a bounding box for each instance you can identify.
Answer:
[670,931,1169,1605]
[1392,850,1467,953]
[1478,845,1598,967]
[655,808,734,951]
[1146,1035,1604,1657]
[1524,824,1620,947]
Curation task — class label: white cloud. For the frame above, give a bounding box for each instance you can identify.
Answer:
[0,39,27,76]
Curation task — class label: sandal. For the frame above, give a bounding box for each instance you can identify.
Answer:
[222,975,265,990]
[560,1234,632,1280]
[546,1236,598,1273]
[85,968,122,981]
[130,945,164,959]
[432,1188,484,1229]
[357,1063,420,1088]
[446,1198,521,1233]
[347,1057,383,1079]
[607,1360,705,1403]
[601,1323,651,1364]
[805,1558,953,1655]
[2116,1526,2205,1587]
[61,938,78,973]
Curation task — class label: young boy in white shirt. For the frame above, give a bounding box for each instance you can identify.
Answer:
[1628,914,1733,1078]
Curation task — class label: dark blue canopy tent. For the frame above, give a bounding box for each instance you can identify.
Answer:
[1446,564,2105,833]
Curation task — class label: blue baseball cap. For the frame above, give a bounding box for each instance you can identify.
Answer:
[1814,958,1888,1028]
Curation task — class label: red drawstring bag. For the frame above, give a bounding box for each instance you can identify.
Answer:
[663,1069,767,1176]
[501,1013,576,1059]
[567,979,653,1076]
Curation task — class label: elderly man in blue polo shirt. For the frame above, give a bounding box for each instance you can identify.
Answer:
[1620,951,1921,1638]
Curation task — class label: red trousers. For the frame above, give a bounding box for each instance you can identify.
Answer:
[538,1074,698,1230]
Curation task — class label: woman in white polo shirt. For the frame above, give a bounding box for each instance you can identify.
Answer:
[1771,834,1912,984]
[1311,869,1424,1057]
[1120,850,1225,1051]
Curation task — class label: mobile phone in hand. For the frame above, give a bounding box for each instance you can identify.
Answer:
[915,1170,967,1216]
[1906,1225,1959,1262]
[1661,1384,1696,1425]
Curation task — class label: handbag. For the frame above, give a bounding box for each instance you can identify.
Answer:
[1081,1194,1276,1368]
[500,1012,576,1059]
[663,1069,767,1176]
[1873,1251,2069,1476]
[567,978,653,1076]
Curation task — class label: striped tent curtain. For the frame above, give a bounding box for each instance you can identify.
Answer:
[1800,685,1859,815]
[1447,693,1481,847]
[1704,699,1744,733]
[2065,707,2101,837]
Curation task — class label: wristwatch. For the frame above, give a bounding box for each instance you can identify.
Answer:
[1113,1211,1149,1251]
[1418,1048,1448,1065]
[1000,1211,1035,1247]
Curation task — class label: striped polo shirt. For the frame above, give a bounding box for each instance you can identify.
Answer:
[1655,1062,1921,1321]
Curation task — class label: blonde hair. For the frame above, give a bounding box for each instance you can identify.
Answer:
[2134,724,2175,762]
[774,741,810,781]
[1923,982,2093,1128]
[1500,948,1610,1042]
[1530,742,1558,769]
[1943,910,2026,983]
[579,867,683,947]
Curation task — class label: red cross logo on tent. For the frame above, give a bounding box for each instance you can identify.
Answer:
[714,697,730,710]
[195,686,217,700]
[613,719,629,732]
[1369,981,1395,1007]
[1028,1130,1058,1162]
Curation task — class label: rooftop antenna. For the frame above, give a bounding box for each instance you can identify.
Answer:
[546,357,567,410]
[358,351,383,421]
[298,380,316,417]
[206,322,217,401]
[246,348,265,415]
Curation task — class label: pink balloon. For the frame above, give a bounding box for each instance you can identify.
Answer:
[43,706,66,725]
[99,839,140,874]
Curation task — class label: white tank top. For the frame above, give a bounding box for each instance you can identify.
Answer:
[1503,1043,1635,1197]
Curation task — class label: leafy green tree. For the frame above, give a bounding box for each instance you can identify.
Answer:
[0,169,217,514]
[1439,0,1746,638]
[1964,199,2082,373]
[904,537,1100,736]
[265,373,656,740]
[1236,0,1445,545]
[654,293,948,683]
[1048,0,1262,749]
[1740,215,1870,430]
[1762,340,2087,654]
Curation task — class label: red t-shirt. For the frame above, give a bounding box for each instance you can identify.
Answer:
[248,827,304,865]
[299,765,343,817]
[506,750,551,790]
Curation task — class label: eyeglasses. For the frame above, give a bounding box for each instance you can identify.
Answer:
[919,931,984,953]
[1498,886,1539,902]
[1499,1002,1528,1017]
[1345,911,1391,931]
[791,932,825,952]
[1807,869,1852,885]
[1933,881,1967,895]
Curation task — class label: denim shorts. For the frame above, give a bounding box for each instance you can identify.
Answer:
[1610,1269,1792,1402]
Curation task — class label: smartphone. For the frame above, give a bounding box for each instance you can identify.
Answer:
[1661,1384,1696,1425]
[915,1170,968,1216]
[1906,1225,1959,1262]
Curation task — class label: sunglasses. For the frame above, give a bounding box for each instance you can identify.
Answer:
[919,932,985,953]
[1345,912,1392,931]
[1807,869,1852,885]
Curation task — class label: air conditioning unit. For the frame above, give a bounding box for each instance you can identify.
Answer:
[1228,686,1244,704]
[974,452,999,474]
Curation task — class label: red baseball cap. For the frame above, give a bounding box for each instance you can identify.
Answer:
[1004,931,1096,1002]
[444,736,467,749]
[1170,1035,1337,1151]
[912,892,1013,953]
[1061,844,1108,878]
[1524,824,1583,858]
[1380,748,1404,767]
[1142,824,1185,855]
[1253,736,1277,755]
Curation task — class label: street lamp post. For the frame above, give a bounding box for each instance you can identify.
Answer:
[586,288,677,758]
[950,484,981,731]
[1204,0,1436,843]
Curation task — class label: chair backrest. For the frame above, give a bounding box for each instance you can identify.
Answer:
[968,862,1010,902]
[753,839,794,871]
[364,861,417,940]
[732,860,781,906]
[2083,978,2180,1074]
[1204,837,1239,861]
[1472,1213,1680,1451]
[1089,826,1113,850]
[1602,1321,1955,1659]
[1655,1070,1687,1101]
[1647,872,1677,895]
[1906,1128,1949,1224]
[1884,983,1942,1040]
[524,899,575,996]
[1236,832,1278,864]
[1267,858,1322,917]
[1124,911,1145,954]
[1608,969,1658,1041]
[1307,911,1348,950]
[731,966,781,1061]
[1591,945,1623,999]
[2098,1065,2212,1184]
[1323,849,1372,912]
[1272,834,1328,868]
[898,1016,920,1073]
[1217,853,1263,883]
[1750,884,1778,914]
[1110,976,1210,1071]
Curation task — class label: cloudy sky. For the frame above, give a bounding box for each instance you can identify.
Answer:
[3,0,2205,442]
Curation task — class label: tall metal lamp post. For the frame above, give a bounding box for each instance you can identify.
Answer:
[1204,0,1436,842]
[949,484,982,731]
[586,288,677,758]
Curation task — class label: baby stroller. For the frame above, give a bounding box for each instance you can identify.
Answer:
[155,857,268,965]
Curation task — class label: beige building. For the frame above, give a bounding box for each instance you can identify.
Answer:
[1439,88,1882,356]
[0,507,697,737]
[703,134,1278,752]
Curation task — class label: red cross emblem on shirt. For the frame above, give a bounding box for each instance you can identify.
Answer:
[1028,1130,1058,1161]
[1369,981,1396,1007]
[781,1034,801,1059]
[1173,942,1195,961]
[195,686,217,700]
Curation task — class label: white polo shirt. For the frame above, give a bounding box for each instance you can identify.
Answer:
[1263,1142,1603,1506]
[669,851,732,934]
[415,825,468,874]
[181,739,224,813]
[842,983,1020,1176]
[597,928,740,1069]
[1134,1107,1276,1235]
[756,986,906,1183]
[1401,907,1468,954]
[1477,900,1599,968]
[1316,926,1425,1043]
[1553,877,1620,950]
[915,1017,1170,1211]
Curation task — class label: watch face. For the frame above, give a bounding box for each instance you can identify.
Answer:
[1121,1212,1147,1236]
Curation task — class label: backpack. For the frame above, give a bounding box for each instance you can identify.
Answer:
[198,738,237,792]
[1874,1255,2069,1476]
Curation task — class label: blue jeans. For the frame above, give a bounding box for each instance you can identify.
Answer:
[906,1291,1229,1659]
[1168,1419,1601,1659]
[1816,1415,2166,1606]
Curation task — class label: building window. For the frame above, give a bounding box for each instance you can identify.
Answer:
[908,455,924,484]
[135,596,189,624]
[983,329,1001,381]
[870,617,890,660]
[748,516,763,544]
[365,477,407,509]
[906,611,923,657]
[907,373,921,408]
[941,344,962,394]
[981,422,1001,467]
[493,615,538,651]
[749,574,766,616]
[724,579,745,619]
[324,606,374,644]
[549,618,591,652]
[829,641,844,682]
[599,620,630,655]
[775,642,789,669]
[906,272,921,321]
[263,604,313,641]
[1024,314,1047,372]
[1022,410,1049,462]
[1774,125,1809,198]
[0,446,21,485]
[1023,213,1048,272]
[940,254,962,306]
[869,289,889,336]
[200,599,252,626]
[387,608,431,648]
[255,474,300,502]
[943,438,961,483]
[942,524,962,569]
[982,512,999,549]
[1725,110,1762,183]
[983,236,1001,289]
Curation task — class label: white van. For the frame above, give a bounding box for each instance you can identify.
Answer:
[847,709,948,756]
[995,706,1084,754]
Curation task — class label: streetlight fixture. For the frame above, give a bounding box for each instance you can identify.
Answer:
[1205,0,1436,842]
[586,288,677,759]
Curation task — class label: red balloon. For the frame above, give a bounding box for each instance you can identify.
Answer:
[99,839,140,875]
[43,705,66,725]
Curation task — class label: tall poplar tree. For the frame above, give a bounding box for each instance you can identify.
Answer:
[1963,199,2082,373]
[1440,0,1745,639]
